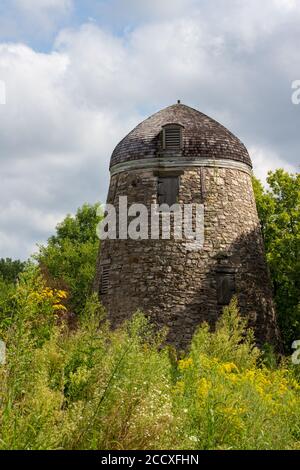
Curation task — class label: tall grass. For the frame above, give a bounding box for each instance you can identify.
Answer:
[0,267,300,450]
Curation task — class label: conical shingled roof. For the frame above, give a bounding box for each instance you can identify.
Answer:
[110,103,252,169]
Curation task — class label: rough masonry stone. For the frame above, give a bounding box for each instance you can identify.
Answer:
[94,103,280,349]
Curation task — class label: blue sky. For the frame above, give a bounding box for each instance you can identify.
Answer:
[0,0,299,259]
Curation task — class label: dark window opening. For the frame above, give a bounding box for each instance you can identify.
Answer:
[163,125,182,150]
[157,176,179,207]
[100,264,110,295]
[216,271,236,305]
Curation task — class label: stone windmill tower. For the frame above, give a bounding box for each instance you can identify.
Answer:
[94,102,279,348]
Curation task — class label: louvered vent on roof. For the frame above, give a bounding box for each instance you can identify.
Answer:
[164,125,182,150]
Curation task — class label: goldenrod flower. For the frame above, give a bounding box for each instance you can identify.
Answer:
[178,357,193,370]
[197,377,211,399]
[221,362,239,374]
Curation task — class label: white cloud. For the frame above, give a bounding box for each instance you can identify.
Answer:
[95,0,199,26]
[0,37,142,258]
[0,1,299,258]
[14,0,72,12]
[0,0,73,43]
[98,0,300,51]
[250,146,298,183]
[13,0,73,26]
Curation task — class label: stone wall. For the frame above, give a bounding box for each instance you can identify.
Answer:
[95,165,280,349]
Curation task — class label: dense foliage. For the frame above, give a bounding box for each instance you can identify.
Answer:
[0,169,299,449]
[36,203,101,313]
[0,258,25,284]
[253,170,300,351]
[0,258,26,328]
[0,268,300,450]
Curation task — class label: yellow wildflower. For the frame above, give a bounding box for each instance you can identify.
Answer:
[221,362,239,374]
[197,377,211,399]
[178,357,193,370]
[57,290,68,299]
[173,380,185,394]
[53,304,67,312]
[227,374,239,384]
[220,405,247,416]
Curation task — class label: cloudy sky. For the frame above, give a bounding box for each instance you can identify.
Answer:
[0,0,299,260]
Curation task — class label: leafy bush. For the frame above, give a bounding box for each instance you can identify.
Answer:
[0,258,25,284]
[253,170,300,351]
[0,268,300,450]
[0,267,174,450]
[173,299,300,450]
[36,203,101,314]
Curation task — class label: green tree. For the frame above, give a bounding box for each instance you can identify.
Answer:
[0,259,25,324]
[0,258,25,284]
[37,203,102,314]
[253,170,300,350]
